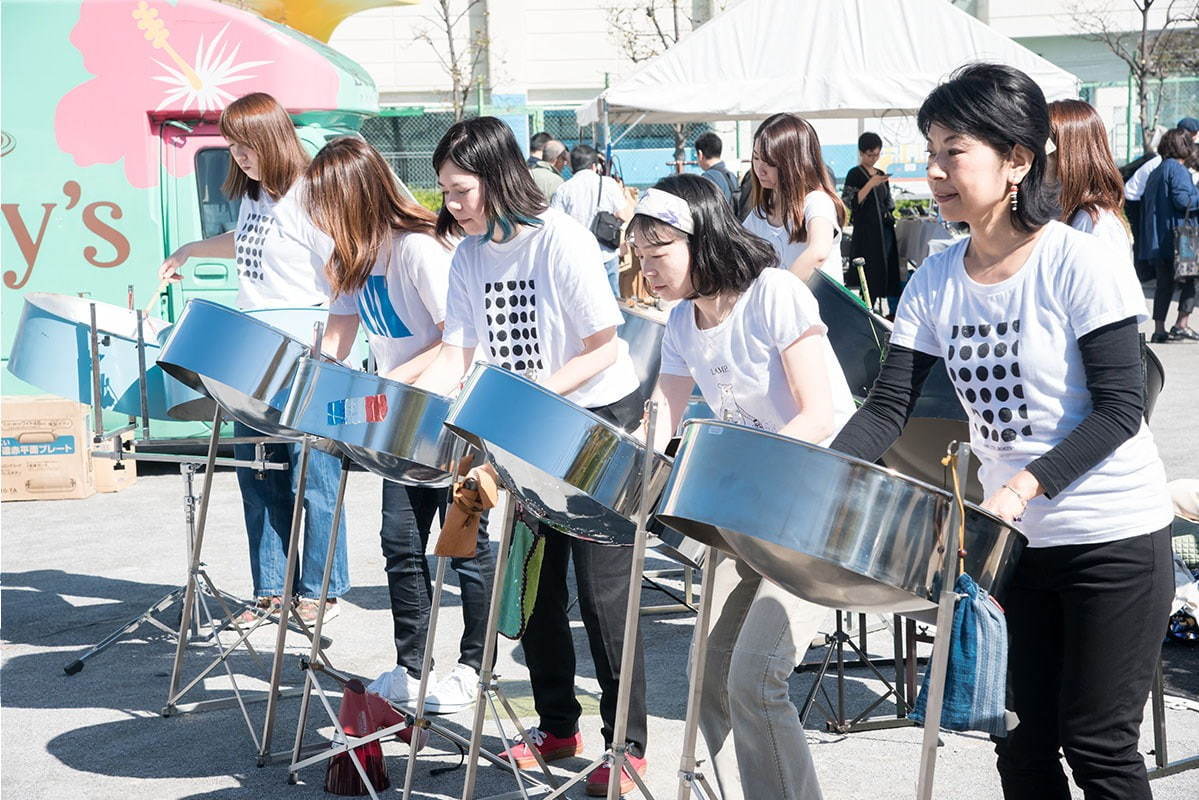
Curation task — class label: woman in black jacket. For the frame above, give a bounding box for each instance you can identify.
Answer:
[842,132,902,316]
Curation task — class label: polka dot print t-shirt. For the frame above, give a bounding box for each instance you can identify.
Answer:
[891,221,1171,547]
[442,208,639,409]
[233,179,332,310]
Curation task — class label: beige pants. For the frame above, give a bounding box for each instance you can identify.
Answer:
[698,553,825,800]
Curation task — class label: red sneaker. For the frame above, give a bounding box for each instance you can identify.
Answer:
[586,754,646,796]
[497,727,583,769]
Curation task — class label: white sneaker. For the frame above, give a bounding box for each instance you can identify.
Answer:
[367,665,422,706]
[424,663,478,714]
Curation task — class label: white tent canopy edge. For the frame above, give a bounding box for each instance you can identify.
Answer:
[577,0,1081,127]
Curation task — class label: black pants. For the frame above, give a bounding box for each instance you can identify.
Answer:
[379,481,495,676]
[994,526,1174,800]
[1151,257,1197,321]
[519,389,648,757]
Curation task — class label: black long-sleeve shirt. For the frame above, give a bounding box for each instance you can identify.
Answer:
[830,317,1145,499]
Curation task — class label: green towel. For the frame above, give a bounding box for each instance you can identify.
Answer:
[497,512,545,640]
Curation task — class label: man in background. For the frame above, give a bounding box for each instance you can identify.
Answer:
[530,139,567,201]
[695,131,739,208]
[551,144,633,295]
[528,131,551,167]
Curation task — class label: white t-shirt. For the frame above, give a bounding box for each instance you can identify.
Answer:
[1069,208,1148,317]
[1123,155,1161,201]
[892,221,1172,547]
[550,170,625,256]
[443,208,639,408]
[659,269,856,446]
[328,232,452,374]
[743,192,843,282]
[234,180,332,310]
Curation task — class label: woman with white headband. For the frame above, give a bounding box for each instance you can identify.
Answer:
[633,174,855,800]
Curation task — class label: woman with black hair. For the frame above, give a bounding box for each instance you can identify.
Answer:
[842,131,903,315]
[633,174,855,800]
[831,64,1173,800]
[414,116,650,795]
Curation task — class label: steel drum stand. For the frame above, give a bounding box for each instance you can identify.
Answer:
[487,401,666,800]
[795,610,915,733]
[249,431,348,765]
[640,565,698,615]
[914,442,971,800]
[1147,655,1199,779]
[460,494,559,800]
[160,408,325,745]
[673,546,721,800]
[62,304,290,691]
[286,488,522,799]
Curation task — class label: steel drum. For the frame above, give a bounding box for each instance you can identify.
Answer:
[280,356,468,487]
[7,293,184,420]
[444,363,672,545]
[156,299,328,438]
[656,419,1026,616]
[617,306,666,406]
[807,272,1166,501]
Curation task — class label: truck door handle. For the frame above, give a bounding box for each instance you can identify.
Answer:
[191,263,229,280]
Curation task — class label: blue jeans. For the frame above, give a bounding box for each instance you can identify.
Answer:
[603,255,621,297]
[233,421,350,599]
[379,481,494,675]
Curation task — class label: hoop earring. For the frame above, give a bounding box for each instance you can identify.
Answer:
[1008,183,1019,213]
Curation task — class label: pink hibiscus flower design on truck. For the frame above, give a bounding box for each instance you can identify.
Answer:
[54,0,341,189]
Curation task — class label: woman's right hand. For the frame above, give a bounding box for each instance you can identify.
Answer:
[159,244,192,282]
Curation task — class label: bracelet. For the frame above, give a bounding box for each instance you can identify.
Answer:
[1001,484,1029,508]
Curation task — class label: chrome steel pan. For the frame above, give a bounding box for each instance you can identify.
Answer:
[7,293,185,420]
[617,306,665,406]
[656,420,1026,615]
[444,363,672,545]
[281,356,468,487]
[156,299,327,438]
[647,523,706,570]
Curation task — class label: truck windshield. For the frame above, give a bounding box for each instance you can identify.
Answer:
[196,148,241,238]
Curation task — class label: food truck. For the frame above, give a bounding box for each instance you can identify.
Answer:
[1,0,379,410]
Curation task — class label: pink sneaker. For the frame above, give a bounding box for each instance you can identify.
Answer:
[497,727,583,769]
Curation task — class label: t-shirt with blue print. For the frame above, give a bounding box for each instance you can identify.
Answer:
[328,231,453,374]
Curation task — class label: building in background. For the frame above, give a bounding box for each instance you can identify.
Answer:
[327,0,1198,189]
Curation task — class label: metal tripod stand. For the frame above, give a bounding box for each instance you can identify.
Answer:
[461,401,668,800]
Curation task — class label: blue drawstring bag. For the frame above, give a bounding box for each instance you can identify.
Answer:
[910,573,1010,737]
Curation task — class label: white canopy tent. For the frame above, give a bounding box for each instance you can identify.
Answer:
[576,0,1080,129]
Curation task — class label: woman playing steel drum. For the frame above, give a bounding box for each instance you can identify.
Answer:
[743,113,847,284]
[158,92,349,624]
[632,174,856,800]
[832,64,1174,800]
[413,117,650,795]
[304,136,495,714]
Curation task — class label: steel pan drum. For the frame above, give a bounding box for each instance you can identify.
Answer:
[444,363,672,545]
[157,299,327,438]
[8,293,184,419]
[656,420,1026,615]
[617,306,666,405]
[280,356,468,487]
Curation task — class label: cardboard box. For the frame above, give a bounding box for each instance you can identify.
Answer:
[2,395,96,501]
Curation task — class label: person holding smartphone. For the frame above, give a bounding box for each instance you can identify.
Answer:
[842,132,903,316]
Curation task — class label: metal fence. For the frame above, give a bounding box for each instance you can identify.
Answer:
[360,107,712,189]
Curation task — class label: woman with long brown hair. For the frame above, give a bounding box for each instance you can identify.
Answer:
[158,92,349,624]
[1047,100,1135,262]
[743,113,847,283]
[310,136,494,713]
